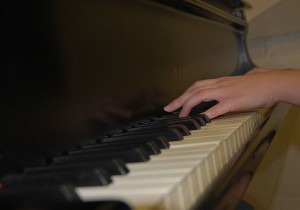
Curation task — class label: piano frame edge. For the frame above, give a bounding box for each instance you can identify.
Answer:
[190,103,291,210]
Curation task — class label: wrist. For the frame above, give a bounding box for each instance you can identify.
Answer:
[276,70,300,105]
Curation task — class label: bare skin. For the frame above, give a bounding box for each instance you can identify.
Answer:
[164,68,300,119]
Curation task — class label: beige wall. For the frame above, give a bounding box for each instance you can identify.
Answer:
[243,1,300,210]
[246,0,300,37]
[245,0,281,22]
[245,0,300,69]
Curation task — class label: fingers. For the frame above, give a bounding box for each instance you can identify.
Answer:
[165,87,240,119]
[184,78,220,92]
[164,84,217,114]
[164,80,222,112]
[164,76,242,118]
[202,99,234,119]
[178,88,219,117]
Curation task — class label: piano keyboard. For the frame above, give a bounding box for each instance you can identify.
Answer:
[76,111,264,210]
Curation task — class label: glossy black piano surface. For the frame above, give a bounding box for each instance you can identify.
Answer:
[1,0,254,208]
[1,0,250,165]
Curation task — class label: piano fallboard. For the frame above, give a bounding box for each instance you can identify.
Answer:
[1,0,248,165]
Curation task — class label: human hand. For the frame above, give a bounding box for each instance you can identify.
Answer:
[164,68,295,119]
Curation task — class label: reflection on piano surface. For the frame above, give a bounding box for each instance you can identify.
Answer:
[0,0,289,209]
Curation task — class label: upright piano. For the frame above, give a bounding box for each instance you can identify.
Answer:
[0,0,289,209]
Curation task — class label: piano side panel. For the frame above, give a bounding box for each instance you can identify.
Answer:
[0,0,241,167]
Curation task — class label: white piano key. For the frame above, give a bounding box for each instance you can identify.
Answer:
[76,112,265,210]
[175,135,230,167]
[130,157,213,186]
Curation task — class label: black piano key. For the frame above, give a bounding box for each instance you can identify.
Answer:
[136,118,201,130]
[191,115,207,126]
[0,186,130,210]
[108,128,183,141]
[1,168,112,187]
[152,115,206,126]
[24,159,129,176]
[112,125,190,136]
[52,148,150,164]
[92,138,163,151]
[199,114,211,123]
[125,124,191,135]
[69,141,161,156]
[149,115,206,126]
[101,136,170,149]
[161,114,209,125]
[165,125,190,136]
[1,201,130,210]
[85,139,164,150]
[148,115,187,121]
[189,100,219,114]
[170,100,218,115]
[0,185,80,202]
[123,118,197,132]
